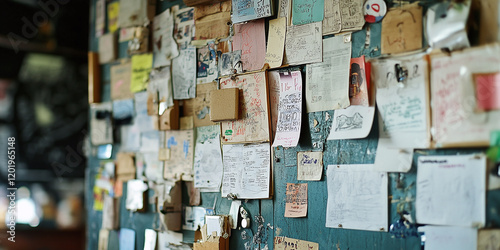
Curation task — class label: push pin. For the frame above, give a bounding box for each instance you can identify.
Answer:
[395,64,408,85]
[227,193,237,200]
[240,206,251,228]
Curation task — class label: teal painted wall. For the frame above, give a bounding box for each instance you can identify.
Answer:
[86,1,496,249]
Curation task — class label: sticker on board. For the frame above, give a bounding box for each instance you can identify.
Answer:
[364,0,387,23]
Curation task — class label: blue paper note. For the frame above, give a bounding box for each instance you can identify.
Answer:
[292,0,324,25]
[119,228,135,250]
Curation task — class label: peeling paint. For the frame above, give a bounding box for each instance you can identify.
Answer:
[325,112,331,121]
[275,227,282,236]
[313,119,319,127]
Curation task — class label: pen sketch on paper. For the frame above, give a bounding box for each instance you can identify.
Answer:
[193,125,223,191]
[326,164,388,231]
[416,154,486,227]
[292,0,324,25]
[339,0,365,31]
[221,143,270,199]
[273,71,302,148]
[172,47,197,100]
[297,151,323,181]
[306,35,351,112]
[323,0,341,35]
[284,22,322,66]
[220,72,270,144]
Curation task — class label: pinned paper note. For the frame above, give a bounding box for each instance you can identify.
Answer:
[131,53,153,93]
[474,72,500,111]
[110,62,133,100]
[306,35,351,112]
[340,0,365,31]
[273,71,302,148]
[107,2,119,33]
[285,183,308,217]
[292,0,324,25]
[416,154,486,227]
[284,22,322,66]
[326,164,388,231]
[274,237,319,250]
[323,0,341,35]
[419,226,477,250]
[233,19,266,71]
[381,3,422,54]
[153,9,179,68]
[192,82,217,127]
[172,47,197,100]
[297,151,323,181]
[265,18,286,68]
[164,130,194,181]
[193,125,223,190]
[327,105,375,140]
[231,0,272,24]
[119,228,135,250]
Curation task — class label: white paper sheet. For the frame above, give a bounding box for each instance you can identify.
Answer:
[144,229,157,250]
[221,143,271,199]
[284,22,322,66]
[120,122,141,152]
[323,0,341,35]
[326,164,388,231]
[297,151,323,181]
[172,47,197,100]
[90,102,113,145]
[231,0,273,24]
[149,68,174,114]
[134,91,156,132]
[327,105,375,140]
[193,125,223,190]
[419,226,477,250]
[158,230,184,248]
[153,9,179,68]
[373,143,413,172]
[306,34,351,112]
[416,154,486,227]
[183,206,206,231]
[273,71,302,148]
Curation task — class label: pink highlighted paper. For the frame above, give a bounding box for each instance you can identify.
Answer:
[475,73,500,111]
[272,71,302,148]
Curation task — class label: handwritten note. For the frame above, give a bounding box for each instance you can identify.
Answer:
[220,72,270,144]
[297,151,323,181]
[193,125,223,190]
[430,44,500,146]
[268,71,281,136]
[274,237,319,250]
[153,9,179,68]
[326,164,388,231]
[340,0,365,31]
[110,62,133,100]
[285,183,307,217]
[416,154,486,227]
[323,0,341,35]
[474,72,500,111]
[478,229,500,250]
[273,71,302,148]
[221,143,270,199]
[277,0,292,25]
[265,18,286,69]
[284,22,322,66]
[172,47,197,100]
[381,3,422,54]
[164,130,194,181]
[233,19,266,71]
[419,226,477,250]
[292,0,324,25]
[231,0,272,24]
[306,35,351,112]
[131,53,153,93]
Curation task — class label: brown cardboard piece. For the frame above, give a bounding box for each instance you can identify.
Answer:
[115,152,136,182]
[180,116,194,130]
[194,216,230,250]
[161,181,183,231]
[88,52,101,104]
[159,101,180,130]
[194,1,231,40]
[210,88,239,122]
[381,3,423,55]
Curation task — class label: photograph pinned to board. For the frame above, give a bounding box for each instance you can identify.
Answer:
[233,19,266,72]
[297,151,323,181]
[285,183,308,218]
[219,50,243,77]
[284,21,323,66]
[306,34,351,113]
[273,71,302,148]
[416,154,486,227]
[265,18,286,69]
[220,71,271,144]
[164,129,195,181]
[372,55,430,172]
[172,6,195,49]
[196,44,218,84]
[430,44,500,147]
[349,56,370,106]
[326,164,388,231]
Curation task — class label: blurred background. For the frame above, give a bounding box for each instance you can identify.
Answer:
[0,0,89,249]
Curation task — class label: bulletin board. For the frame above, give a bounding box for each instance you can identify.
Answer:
[86,0,500,249]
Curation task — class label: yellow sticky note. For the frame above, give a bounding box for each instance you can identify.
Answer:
[131,53,153,93]
[107,2,120,33]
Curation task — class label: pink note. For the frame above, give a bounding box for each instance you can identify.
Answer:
[232,19,266,71]
[475,73,500,111]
